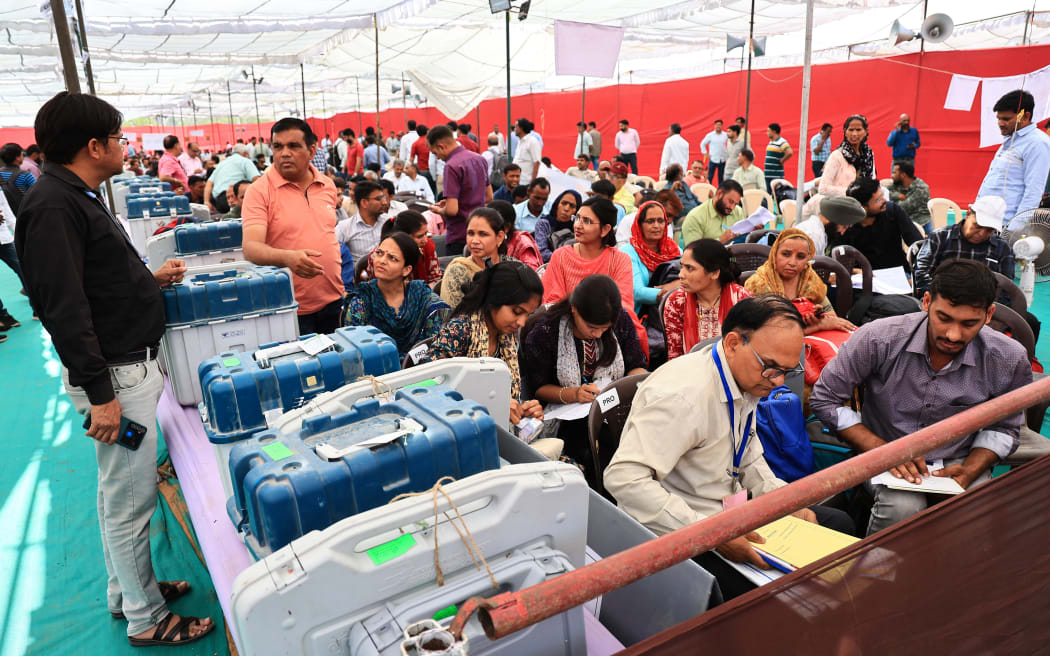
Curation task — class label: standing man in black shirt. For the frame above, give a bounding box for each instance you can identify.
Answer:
[836,176,923,271]
[16,92,214,647]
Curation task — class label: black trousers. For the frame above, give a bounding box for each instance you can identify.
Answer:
[297,298,343,336]
[695,504,856,602]
[812,160,825,177]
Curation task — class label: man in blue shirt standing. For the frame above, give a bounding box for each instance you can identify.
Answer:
[809,123,832,177]
[886,114,920,166]
[978,89,1050,229]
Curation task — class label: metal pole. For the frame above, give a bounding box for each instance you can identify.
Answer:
[505,9,512,157]
[50,0,81,92]
[451,374,1050,642]
[374,15,381,133]
[178,104,184,143]
[402,72,408,129]
[70,0,120,213]
[581,76,586,126]
[208,90,216,149]
[1023,10,1033,45]
[252,65,262,141]
[321,90,329,142]
[227,80,235,146]
[356,77,363,136]
[300,62,307,121]
[743,0,755,150]
[796,0,814,198]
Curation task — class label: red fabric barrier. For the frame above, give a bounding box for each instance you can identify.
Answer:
[3,44,1047,204]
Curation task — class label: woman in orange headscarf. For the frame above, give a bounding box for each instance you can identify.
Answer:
[745,228,855,334]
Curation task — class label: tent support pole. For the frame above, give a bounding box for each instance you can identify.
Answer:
[743,0,754,151]
[581,76,586,127]
[321,90,328,143]
[374,15,380,133]
[356,77,363,136]
[796,0,814,200]
[301,63,307,121]
[178,104,184,143]
[505,10,512,156]
[208,90,216,150]
[227,80,235,146]
[402,72,408,129]
[253,65,262,142]
[64,0,117,212]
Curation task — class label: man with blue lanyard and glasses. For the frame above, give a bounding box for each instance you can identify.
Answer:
[605,295,854,600]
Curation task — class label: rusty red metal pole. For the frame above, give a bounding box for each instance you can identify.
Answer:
[451,375,1050,641]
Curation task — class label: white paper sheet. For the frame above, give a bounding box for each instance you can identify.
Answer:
[730,206,773,235]
[870,459,965,495]
[944,74,980,112]
[852,266,911,295]
[979,65,1050,148]
[543,402,592,422]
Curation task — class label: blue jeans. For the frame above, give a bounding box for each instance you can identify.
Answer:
[922,221,934,236]
[0,242,24,286]
[707,161,726,185]
[591,157,600,170]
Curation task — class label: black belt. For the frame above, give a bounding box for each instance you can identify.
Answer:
[107,344,159,367]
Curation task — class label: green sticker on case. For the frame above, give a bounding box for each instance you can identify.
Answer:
[366,533,416,565]
[432,604,457,621]
[402,379,438,390]
[222,357,241,367]
[261,442,294,461]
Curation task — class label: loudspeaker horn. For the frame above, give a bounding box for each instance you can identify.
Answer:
[752,36,767,57]
[727,35,747,52]
[889,19,917,46]
[920,13,954,43]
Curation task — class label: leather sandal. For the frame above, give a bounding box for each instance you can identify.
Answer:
[128,612,215,647]
[111,580,191,620]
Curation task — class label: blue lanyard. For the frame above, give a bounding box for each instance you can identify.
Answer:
[713,347,752,478]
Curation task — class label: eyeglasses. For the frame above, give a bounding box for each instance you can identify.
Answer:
[744,339,803,380]
[109,136,129,146]
[572,214,600,226]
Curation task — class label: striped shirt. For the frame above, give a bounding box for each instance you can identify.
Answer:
[335,211,390,264]
[0,168,36,191]
[912,224,1014,296]
[764,137,789,180]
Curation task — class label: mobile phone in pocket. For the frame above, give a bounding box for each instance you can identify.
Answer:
[82,413,147,450]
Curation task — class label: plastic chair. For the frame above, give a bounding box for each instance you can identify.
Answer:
[738,269,756,285]
[401,336,438,369]
[992,271,1028,312]
[879,178,893,188]
[746,229,779,244]
[809,255,853,317]
[586,373,650,495]
[689,336,721,353]
[831,245,873,321]
[634,175,657,189]
[727,243,771,275]
[906,239,926,281]
[927,198,961,231]
[690,183,716,202]
[990,302,1035,362]
[430,232,446,255]
[779,199,797,228]
[743,189,775,219]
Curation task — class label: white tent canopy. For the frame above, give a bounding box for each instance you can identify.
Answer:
[0,0,1047,125]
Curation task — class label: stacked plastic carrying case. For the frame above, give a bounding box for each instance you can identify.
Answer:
[226,383,500,559]
[230,462,589,656]
[160,261,299,406]
[198,326,401,496]
[146,220,245,272]
[126,194,193,253]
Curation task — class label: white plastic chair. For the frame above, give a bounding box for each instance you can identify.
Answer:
[690,182,716,202]
[743,189,775,220]
[927,198,962,231]
[779,199,798,228]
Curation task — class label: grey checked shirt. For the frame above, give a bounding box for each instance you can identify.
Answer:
[811,312,1029,462]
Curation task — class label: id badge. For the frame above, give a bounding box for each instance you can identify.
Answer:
[722,489,747,511]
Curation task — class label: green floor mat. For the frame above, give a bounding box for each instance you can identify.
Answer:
[0,266,227,656]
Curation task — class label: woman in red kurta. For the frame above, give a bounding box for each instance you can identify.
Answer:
[542,196,648,358]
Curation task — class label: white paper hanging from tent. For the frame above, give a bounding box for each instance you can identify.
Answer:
[190,129,204,136]
[141,133,166,151]
[979,65,1050,148]
[406,70,491,120]
[944,74,980,111]
[554,21,624,78]
[124,132,138,142]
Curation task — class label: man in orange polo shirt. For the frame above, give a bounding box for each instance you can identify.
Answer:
[241,118,344,335]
